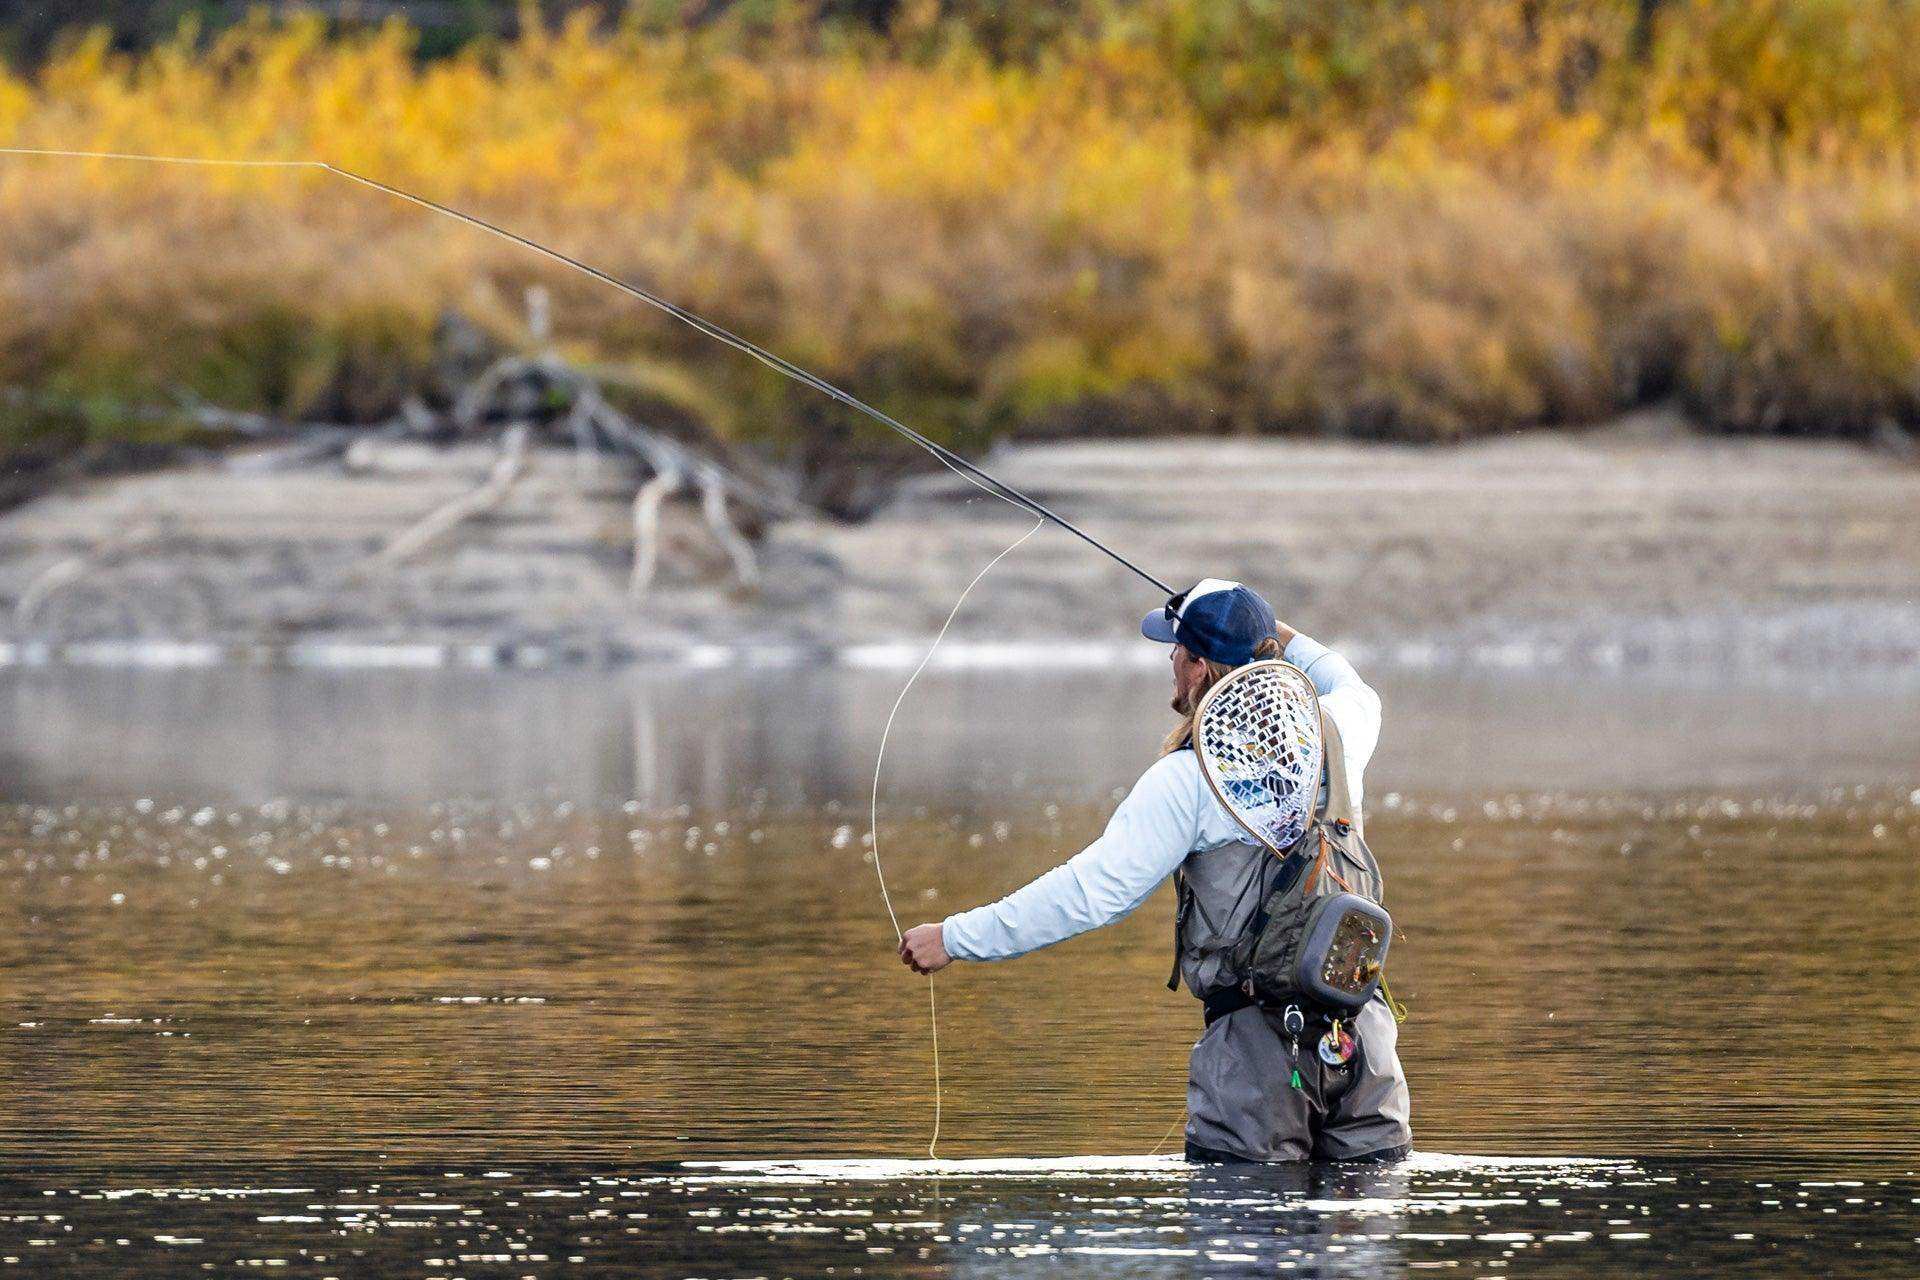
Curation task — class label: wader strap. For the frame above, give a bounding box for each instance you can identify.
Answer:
[1315,709,1364,840]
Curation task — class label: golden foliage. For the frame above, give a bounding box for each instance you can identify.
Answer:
[3,2,1920,453]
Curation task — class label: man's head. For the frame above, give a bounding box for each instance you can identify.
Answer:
[1142,578,1281,719]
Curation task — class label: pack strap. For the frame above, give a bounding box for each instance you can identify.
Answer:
[1166,870,1188,991]
[1202,986,1255,1025]
[1201,985,1351,1028]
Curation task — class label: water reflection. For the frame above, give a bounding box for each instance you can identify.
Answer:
[3,664,1917,806]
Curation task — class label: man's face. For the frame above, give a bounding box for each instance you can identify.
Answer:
[1170,644,1208,715]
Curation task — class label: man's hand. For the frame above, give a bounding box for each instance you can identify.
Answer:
[899,922,952,974]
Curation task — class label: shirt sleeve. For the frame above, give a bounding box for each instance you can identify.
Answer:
[1285,632,1383,800]
[941,752,1205,963]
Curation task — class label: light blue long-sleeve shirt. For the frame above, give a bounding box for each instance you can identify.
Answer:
[941,634,1382,963]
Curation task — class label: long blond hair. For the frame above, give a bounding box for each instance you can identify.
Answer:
[1159,635,1283,757]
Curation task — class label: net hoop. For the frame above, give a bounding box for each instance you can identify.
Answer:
[1192,659,1325,857]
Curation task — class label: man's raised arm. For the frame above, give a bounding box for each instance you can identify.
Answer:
[1280,627,1383,803]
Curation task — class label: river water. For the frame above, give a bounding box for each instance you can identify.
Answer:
[2,662,1917,1276]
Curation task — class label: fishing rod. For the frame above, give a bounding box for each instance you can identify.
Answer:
[0,145,1167,1163]
[0,146,1176,597]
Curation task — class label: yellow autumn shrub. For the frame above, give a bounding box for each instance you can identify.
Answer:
[0,1,1917,463]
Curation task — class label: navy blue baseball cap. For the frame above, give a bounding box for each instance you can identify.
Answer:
[1141,578,1278,666]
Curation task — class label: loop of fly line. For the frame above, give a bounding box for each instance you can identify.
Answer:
[869,517,1043,1158]
[1148,1109,1186,1157]
[0,146,1176,1159]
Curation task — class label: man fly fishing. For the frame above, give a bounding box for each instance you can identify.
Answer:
[899,580,1412,1163]
[0,147,1409,1164]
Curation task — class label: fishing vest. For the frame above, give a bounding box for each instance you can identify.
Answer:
[1167,711,1386,1005]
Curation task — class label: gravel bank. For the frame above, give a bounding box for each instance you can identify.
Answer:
[1,409,1913,670]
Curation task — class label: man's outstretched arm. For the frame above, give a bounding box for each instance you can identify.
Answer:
[899,752,1203,973]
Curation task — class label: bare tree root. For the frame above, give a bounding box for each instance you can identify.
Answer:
[701,472,760,587]
[467,307,799,594]
[629,469,686,600]
[14,519,168,631]
[437,305,785,595]
[368,423,532,568]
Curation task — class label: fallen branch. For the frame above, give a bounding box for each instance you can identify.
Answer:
[629,469,686,599]
[222,427,360,474]
[452,328,794,592]
[1,385,349,441]
[13,519,168,630]
[700,471,760,587]
[368,423,532,567]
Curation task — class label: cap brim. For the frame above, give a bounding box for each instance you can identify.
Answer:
[1140,609,1178,644]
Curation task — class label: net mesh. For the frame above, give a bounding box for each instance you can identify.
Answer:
[1195,661,1324,853]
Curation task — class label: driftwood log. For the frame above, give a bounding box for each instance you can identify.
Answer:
[366,423,533,568]
[7,293,809,634]
[12,518,170,631]
[370,289,798,591]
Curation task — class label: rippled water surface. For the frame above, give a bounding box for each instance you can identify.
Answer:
[2,664,1917,1276]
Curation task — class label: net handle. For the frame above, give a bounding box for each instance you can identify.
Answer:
[1192,659,1324,859]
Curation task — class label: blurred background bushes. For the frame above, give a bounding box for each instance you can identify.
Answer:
[2,0,1918,490]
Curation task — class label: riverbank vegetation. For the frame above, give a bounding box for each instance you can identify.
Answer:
[2,0,1918,491]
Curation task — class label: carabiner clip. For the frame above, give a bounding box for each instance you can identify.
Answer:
[1282,1004,1305,1038]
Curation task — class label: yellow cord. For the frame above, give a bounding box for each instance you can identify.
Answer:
[1148,1108,1185,1157]
[1379,975,1409,1024]
[869,520,1043,1159]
